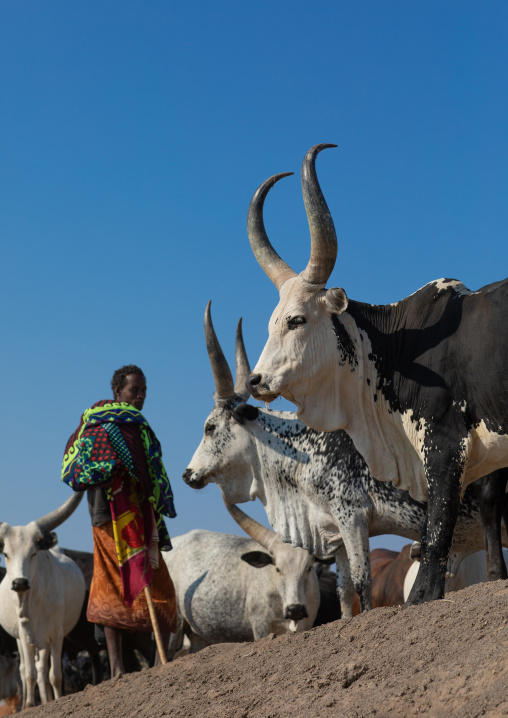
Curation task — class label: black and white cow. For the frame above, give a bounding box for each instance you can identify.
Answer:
[246,143,508,604]
[183,303,508,615]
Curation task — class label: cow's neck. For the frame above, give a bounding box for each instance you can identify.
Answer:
[338,303,428,501]
[250,411,344,556]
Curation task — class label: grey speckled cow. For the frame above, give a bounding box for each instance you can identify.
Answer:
[164,503,320,659]
[182,303,508,617]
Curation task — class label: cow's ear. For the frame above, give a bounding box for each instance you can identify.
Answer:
[324,287,348,315]
[240,551,273,568]
[233,404,260,425]
[36,532,57,551]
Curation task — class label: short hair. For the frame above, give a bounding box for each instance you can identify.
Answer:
[111,365,145,395]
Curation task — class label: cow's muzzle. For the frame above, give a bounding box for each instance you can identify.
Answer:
[247,373,279,403]
[11,578,30,593]
[284,604,308,621]
[182,468,206,490]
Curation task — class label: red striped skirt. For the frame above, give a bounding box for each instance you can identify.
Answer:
[87,521,177,633]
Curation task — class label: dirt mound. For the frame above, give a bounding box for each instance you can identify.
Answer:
[23,580,508,718]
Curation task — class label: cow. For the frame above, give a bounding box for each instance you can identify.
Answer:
[183,303,508,615]
[245,143,508,604]
[0,493,86,709]
[316,546,413,622]
[355,545,413,613]
[403,548,508,601]
[164,502,320,660]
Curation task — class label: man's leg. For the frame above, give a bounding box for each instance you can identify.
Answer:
[104,627,126,677]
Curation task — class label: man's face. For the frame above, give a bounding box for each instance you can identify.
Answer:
[115,374,147,410]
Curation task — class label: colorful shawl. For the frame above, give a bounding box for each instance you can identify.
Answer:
[62,400,176,606]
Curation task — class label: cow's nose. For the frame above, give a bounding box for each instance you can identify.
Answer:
[284,604,308,620]
[11,578,30,593]
[248,373,262,387]
[182,468,206,490]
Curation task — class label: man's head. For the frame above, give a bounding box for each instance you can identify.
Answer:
[111,365,146,411]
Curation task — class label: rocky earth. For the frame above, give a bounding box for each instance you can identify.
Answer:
[17,580,508,718]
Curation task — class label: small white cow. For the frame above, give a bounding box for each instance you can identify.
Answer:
[403,548,508,601]
[0,493,86,709]
[165,502,320,659]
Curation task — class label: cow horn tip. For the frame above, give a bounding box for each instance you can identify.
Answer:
[273,171,294,183]
[309,143,338,153]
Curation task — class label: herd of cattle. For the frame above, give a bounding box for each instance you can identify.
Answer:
[2,143,508,710]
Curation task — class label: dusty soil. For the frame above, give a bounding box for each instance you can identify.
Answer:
[21,580,508,718]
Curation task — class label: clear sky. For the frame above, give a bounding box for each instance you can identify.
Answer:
[1,1,507,560]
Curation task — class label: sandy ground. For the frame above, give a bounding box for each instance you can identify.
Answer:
[18,579,508,718]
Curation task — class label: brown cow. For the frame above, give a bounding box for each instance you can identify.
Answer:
[314,545,412,625]
[353,545,412,615]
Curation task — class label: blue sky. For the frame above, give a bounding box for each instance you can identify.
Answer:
[1,1,508,560]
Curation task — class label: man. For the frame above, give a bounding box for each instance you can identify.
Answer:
[62,365,177,676]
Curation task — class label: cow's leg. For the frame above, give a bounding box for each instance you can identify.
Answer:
[335,545,355,618]
[340,521,371,612]
[406,462,462,605]
[48,639,64,700]
[16,638,27,710]
[167,615,185,662]
[19,638,36,709]
[188,632,210,653]
[473,469,508,580]
[36,646,52,702]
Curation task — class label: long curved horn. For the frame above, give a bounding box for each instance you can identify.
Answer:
[224,499,281,554]
[234,318,251,400]
[300,143,338,286]
[36,492,84,534]
[247,172,298,291]
[204,300,235,402]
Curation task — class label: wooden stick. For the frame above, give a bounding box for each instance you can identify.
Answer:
[144,584,167,665]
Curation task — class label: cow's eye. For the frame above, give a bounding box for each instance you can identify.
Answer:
[287,316,306,330]
[205,423,216,436]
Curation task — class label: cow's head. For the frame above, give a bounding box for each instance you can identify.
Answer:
[183,301,262,504]
[246,144,355,432]
[0,492,83,593]
[226,501,320,631]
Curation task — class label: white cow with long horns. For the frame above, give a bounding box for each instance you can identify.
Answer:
[0,492,86,709]
[246,143,508,604]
